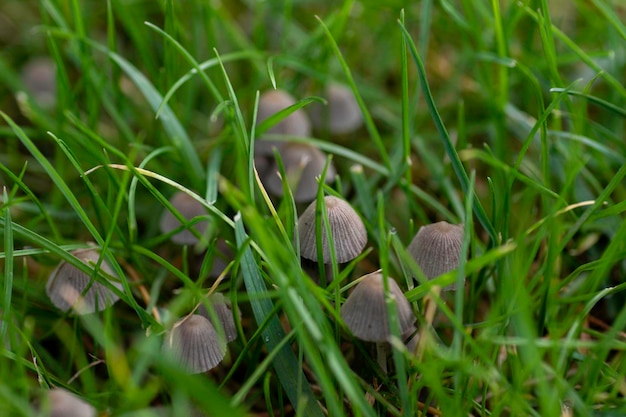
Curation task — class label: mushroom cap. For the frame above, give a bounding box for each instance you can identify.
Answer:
[265,142,336,202]
[310,83,362,134]
[46,388,96,417]
[197,292,239,343]
[162,314,227,374]
[45,248,122,314]
[298,196,367,264]
[21,57,56,109]
[257,89,312,137]
[159,191,209,245]
[340,273,415,342]
[407,221,464,290]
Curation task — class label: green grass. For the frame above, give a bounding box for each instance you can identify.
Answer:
[1,0,626,415]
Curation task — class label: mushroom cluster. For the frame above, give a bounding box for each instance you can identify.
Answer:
[254,89,336,204]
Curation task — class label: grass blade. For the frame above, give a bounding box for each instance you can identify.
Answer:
[233,213,325,417]
[397,21,497,243]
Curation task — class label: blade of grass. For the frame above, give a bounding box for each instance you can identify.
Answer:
[397,21,497,243]
[315,15,391,171]
[549,88,626,118]
[1,188,14,343]
[233,214,325,417]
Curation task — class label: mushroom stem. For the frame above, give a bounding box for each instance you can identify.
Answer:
[323,263,333,286]
[376,342,388,374]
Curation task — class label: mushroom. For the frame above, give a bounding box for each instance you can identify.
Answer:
[159,191,209,245]
[20,57,56,109]
[310,83,362,135]
[197,292,239,343]
[340,272,415,372]
[45,248,122,315]
[297,196,367,284]
[265,142,336,203]
[44,388,96,417]
[257,89,312,137]
[162,314,227,374]
[407,221,464,290]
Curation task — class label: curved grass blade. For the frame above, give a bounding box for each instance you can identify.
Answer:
[397,22,497,243]
[41,28,207,185]
[144,21,224,113]
[261,134,388,176]
[549,88,626,118]
[255,96,326,137]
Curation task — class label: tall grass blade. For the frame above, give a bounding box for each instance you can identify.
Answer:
[397,22,497,243]
[234,214,325,417]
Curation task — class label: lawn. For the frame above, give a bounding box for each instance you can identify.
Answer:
[1,0,625,416]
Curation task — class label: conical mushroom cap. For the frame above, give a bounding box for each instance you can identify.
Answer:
[298,196,367,264]
[46,388,96,417]
[340,273,415,342]
[198,292,239,343]
[257,89,311,137]
[163,314,227,373]
[45,248,122,314]
[159,191,209,245]
[407,221,464,290]
[265,142,336,202]
[311,83,362,134]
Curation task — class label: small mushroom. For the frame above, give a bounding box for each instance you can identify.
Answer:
[44,388,96,417]
[45,248,122,315]
[21,57,56,109]
[340,272,415,372]
[310,83,362,135]
[162,314,227,374]
[265,142,336,202]
[257,89,312,137]
[197,292,239,343]
[159,191,209,245]
[407,221,464,290]
[298,196,367,265]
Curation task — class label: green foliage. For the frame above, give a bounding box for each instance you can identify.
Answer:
[1,0,625,416]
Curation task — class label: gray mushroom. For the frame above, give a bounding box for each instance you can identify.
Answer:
[265,142,336,202]
[197,292,239,343]
[21,57,56,109]
[159,191,209,245]
[310,83,362,135]
[298,196,367,264]
[44,388,96,417]
[257,89,312,137]
[162,314,227,374]
[45,248,122,315]
[407,221,464,290]
[340,272,415,372]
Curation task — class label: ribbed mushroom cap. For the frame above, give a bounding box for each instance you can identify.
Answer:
[298,196,367,264]
[311,83,362,134]
[45,248,122,315]
[340,273,415,342]
[257,89,311,137]
[197,292,239,343]
[46,388,96,417]
[265,142,336,202]
[159,191,209,245]
[162,314,227,374]
[407,221,464,290]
